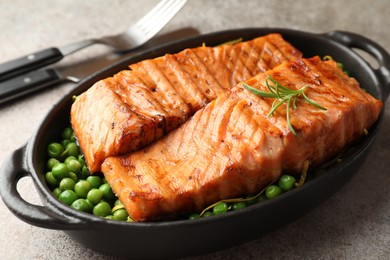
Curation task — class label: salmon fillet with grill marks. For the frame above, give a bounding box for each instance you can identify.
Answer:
[71,34,302,172]
[101,57,382,221]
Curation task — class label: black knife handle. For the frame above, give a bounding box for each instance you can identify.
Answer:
[0,69,62,105]
[0,48,63,82]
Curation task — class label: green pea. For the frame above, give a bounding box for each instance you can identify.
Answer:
[59,190,78,206]
[113,208,129,221]
[231,201,246,211]
[47,142,64,158]
[86,175,102,189]
[114,199,123,207]
[265,185,283,199]
[70,134,76,142]
[53,187,62,198]
[47,158,60,170]
[78,155,86,167]
[51,163,70,181]
[202,211,214,217]
[71,198,92,213]
[278,175,296,191]
[105,215,114,220]
[69,172,78,182]
[87,188,104,205]
[213,202,228,215]
[93,201,111,217]
[61,127,73,140]
[99,183,115,201]
[81,166,90,179]
[188,213,200,220]
[85,199,94,211]
[74,180,91,198]
[59,178,76,191]
[64,156,77,164]
[66,159,82,174]
[65,142,80,157]
[61,139,71,148]
[45,171,58,187]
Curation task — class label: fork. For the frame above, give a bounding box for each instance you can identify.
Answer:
[0,0,187,82]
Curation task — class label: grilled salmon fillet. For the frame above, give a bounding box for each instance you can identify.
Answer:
[71,34,302,172]
[101,56,382,221]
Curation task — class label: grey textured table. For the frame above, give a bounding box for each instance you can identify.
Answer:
[1,0,389,259]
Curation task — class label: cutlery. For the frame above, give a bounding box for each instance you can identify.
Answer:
[0,27,200,106]
[0,69,66,105]
[0,0,187,82]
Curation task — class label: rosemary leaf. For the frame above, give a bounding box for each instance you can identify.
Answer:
[301,91,327,110]
[242,82,276,98]
[286,97,296,135]
[243,75,327,135]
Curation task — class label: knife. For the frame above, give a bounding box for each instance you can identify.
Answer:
[0,68,77,105]
[0,49,125,106]
[0,47,75,83]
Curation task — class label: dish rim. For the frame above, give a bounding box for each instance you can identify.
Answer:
[7,27,389,229]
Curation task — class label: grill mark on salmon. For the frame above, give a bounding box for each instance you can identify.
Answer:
[115,71,170,145]
[131,60,191,120]
[114,71,164,118]
[164,55,208,110]
[188,49,228,97]
[240,39,266,80]
[71,34,302,173]
[101,57,382,221]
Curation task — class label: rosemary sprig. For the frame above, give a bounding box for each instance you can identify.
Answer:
[242,75,327,135]
[198,160,311,218]
[199,180,276,217]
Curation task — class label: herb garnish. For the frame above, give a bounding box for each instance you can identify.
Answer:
[242,75,327,135]
[197,160,311,218]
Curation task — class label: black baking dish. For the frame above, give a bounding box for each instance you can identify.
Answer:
[1,28,389,259]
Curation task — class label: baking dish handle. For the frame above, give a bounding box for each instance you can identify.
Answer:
[0,145,86,229]
[326,31,390,100]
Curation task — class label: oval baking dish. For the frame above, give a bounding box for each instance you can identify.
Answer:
[1,28,389,259]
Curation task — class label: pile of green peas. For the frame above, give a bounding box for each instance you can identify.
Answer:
[45,126,302,222]
[188,174,298,219]
[45,127,130,221]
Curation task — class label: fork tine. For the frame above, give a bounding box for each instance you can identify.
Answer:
[135,0,173,26]
[135,0,187,37]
